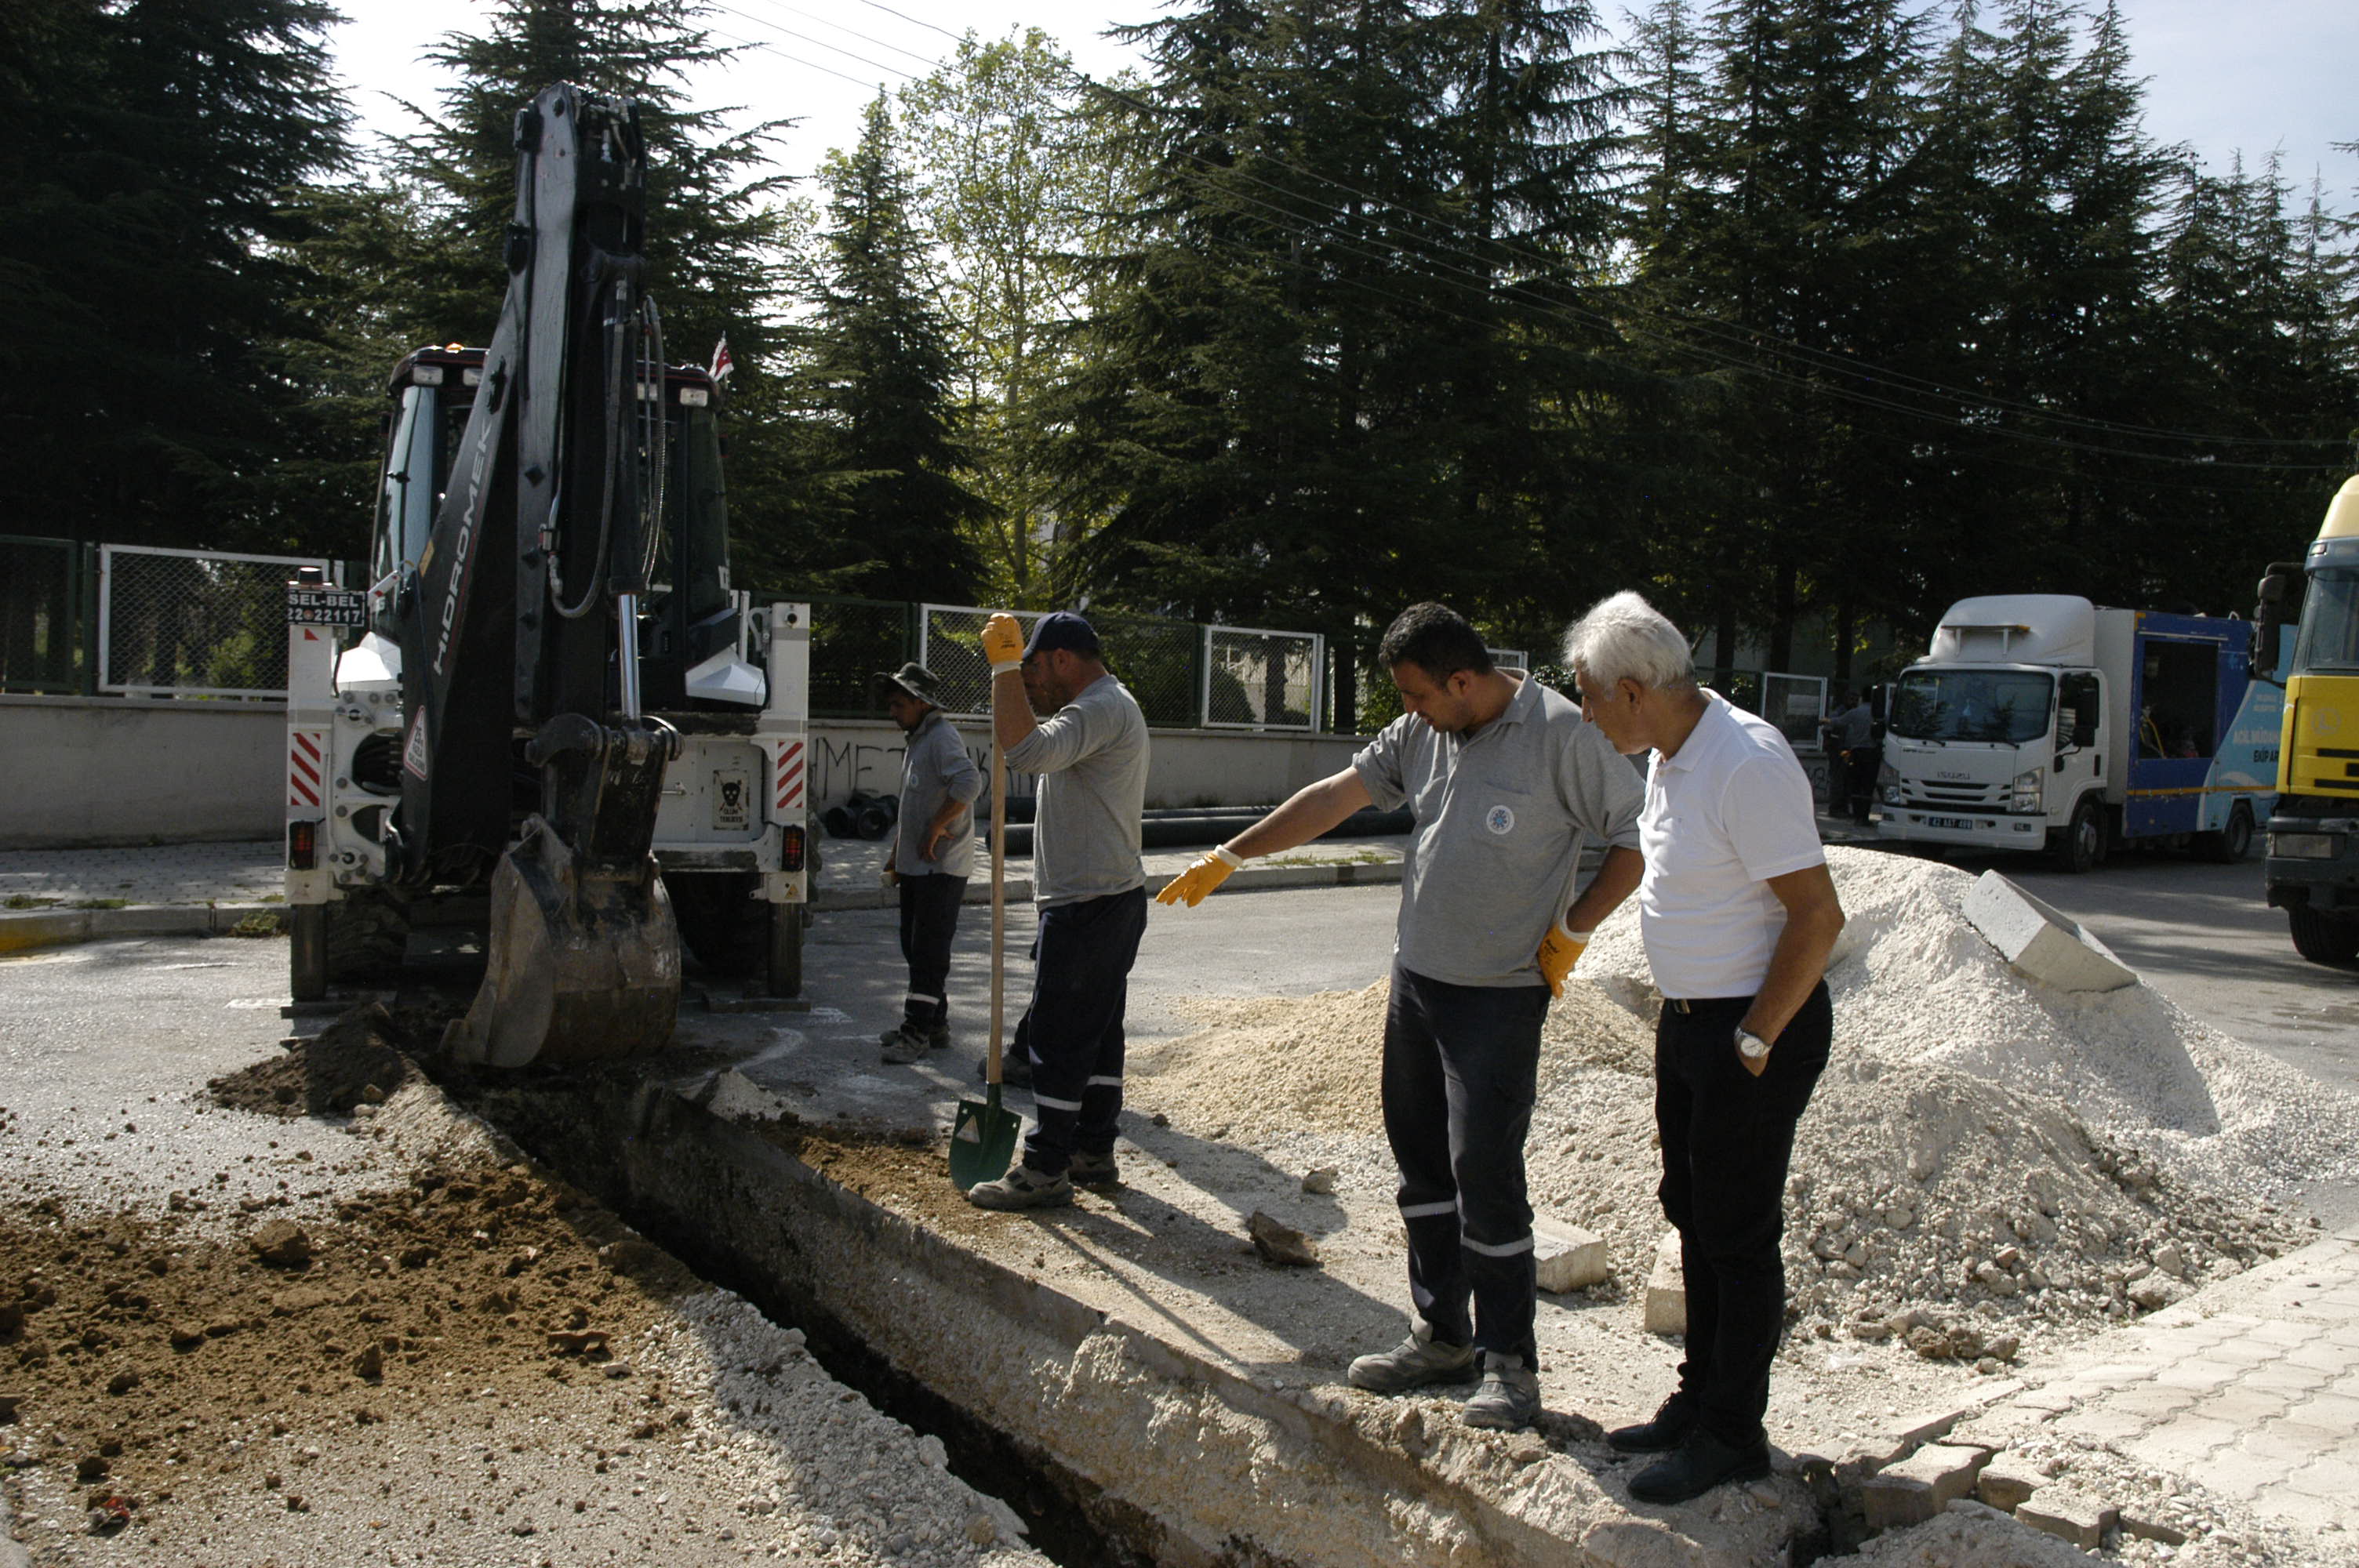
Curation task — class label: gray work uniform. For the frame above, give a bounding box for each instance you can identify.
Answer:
[1353,673,1644,985]
[1003,673,1149,907]
[1001,670,1150,1179]
[892,710,980,879]
[1350,671,1643,1369]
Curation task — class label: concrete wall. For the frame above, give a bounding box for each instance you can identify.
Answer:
[1,696,1371,848]
[810,720,1365,813]
[2,695,289,848]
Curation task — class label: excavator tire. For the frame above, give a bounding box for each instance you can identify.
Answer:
[669,871,764,977]
[323,888,411,981]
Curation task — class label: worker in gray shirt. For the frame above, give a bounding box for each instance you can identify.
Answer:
[1159,602,1643,1433]
[965,610,1150,1211]
[873,662,980,1065]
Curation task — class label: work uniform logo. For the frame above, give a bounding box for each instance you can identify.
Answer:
[1485,804,1515,835]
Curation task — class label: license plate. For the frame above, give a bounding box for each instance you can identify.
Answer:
[285,587,365,627]
[1925,815,1975,830]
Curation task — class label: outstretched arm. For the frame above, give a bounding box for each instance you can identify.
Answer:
[1157,768,1375,906]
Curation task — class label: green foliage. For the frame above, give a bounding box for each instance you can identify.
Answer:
[762,96,990,605]
[0,0,351,550]
[899,31,1135,604]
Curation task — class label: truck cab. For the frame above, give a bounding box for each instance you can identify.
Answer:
[2261,475,2359,964]
[1877,595,2280,872]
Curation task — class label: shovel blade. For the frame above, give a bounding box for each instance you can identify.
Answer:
[949,1084,1021,1191]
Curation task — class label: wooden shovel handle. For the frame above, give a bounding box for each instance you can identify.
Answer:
[987,740,1006,1086]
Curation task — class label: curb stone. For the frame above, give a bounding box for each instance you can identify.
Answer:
[0,902,278,955]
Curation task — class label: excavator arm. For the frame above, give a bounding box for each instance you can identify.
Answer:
[394,85,685,1065]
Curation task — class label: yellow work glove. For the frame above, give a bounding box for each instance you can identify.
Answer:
[1536,919,1590,997]
[981,613,1026,673]
[1156,844,1242,907]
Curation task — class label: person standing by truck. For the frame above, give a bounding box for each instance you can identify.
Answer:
[874,662,980,1065]
[1562,590,1844,1504]
[1158,602,1645,1434]
[964,612,1151,1210]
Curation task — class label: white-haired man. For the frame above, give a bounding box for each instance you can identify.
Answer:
[1562,590,1845,1505]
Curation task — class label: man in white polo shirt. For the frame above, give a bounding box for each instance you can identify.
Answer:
[1562,590,1845,1505]
[1158,602,1643,1433]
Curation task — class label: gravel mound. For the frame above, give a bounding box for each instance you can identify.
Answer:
[1136,848,2335,1358]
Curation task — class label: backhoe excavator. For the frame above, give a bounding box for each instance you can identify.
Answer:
[282,85,810,1065]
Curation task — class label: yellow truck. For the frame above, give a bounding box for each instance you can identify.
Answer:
[2259,475,2359,966]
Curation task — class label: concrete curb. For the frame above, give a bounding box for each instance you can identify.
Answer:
[0,902,278,955]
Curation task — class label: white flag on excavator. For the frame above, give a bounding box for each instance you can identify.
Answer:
[711,336,734,382]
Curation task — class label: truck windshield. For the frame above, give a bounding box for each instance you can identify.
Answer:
[1889,669,2054,743]
[2292,566,2359,673]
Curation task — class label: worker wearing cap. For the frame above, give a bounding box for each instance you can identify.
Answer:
[966,611,1150,1210]
[1157,602,1644,1433]
[872,662,980,1065]
[1563,590,1843,1505]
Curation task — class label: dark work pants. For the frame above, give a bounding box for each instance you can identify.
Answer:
[896,873,966,1030]
[1019,887,1147,1177]
[1382,963,1550,1368]
[1654,982,1832,1446]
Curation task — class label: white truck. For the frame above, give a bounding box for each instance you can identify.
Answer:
[1874,594,2284,873]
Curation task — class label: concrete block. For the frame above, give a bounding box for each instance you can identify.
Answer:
[1641,1230,1685,1336]
[1532,1218,1610,1294]
[1862,1443,1989,1533]
[1961,871,2137,992]
[2015,1493,2117,1550]
[1976,1454,2045,1512]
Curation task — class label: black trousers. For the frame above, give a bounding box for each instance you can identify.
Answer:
[1654,982,1831,1446]
[1382,963,1550,1368]
[896,873,966,1029]
[1018,887,1147,1176]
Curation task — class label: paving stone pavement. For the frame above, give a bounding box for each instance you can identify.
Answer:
[1957,1225,2359,1539]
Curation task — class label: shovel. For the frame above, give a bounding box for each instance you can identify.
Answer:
[951,742,1021,1189]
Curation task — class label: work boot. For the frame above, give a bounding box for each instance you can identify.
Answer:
[1346,1322,1477,1394]
[878,1025,925,1065]
[1462,1352,1542,1432]
[1068,1149,1120,1191]
[1607,1392,1698,1454]
[965,1163,1072,1211]
[1627,1427,1772,1505]
[975,1049,1032,1088]
[923,1022,951,1051]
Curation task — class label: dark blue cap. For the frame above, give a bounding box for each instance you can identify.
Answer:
[1023,610,1101,658]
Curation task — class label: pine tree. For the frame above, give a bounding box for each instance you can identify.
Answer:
[772,95,988,604]
[0,0,351,549]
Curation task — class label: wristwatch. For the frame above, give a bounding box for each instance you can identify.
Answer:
[1735,1026,1772,1061]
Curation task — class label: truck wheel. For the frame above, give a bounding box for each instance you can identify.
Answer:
[765,902,805,999]
[322,889,411,981]
[2198,802,2255,864]
[2052,798,2105,874]
[2288,905,2359,967]
[669,871,764,977]
[289,905,328,1002]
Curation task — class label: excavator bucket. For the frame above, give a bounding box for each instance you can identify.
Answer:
[443,717,685,1069]
[443,818,681,1068]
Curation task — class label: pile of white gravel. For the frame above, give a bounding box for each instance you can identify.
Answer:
[1136,848,2352,1356]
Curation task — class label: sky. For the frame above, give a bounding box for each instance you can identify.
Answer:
[332,0,2359,198]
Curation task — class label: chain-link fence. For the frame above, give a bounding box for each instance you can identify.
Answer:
[803,594,914,718]
[0,535,89,694]
[912,606,1205,727]
[99,544,336,699]
[1205,626,1322,730]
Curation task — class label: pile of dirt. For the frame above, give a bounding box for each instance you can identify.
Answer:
[206,1004,416,1120]
[0,1134,696,1542]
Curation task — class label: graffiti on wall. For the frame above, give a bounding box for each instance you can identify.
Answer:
[810,728,1034,814]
